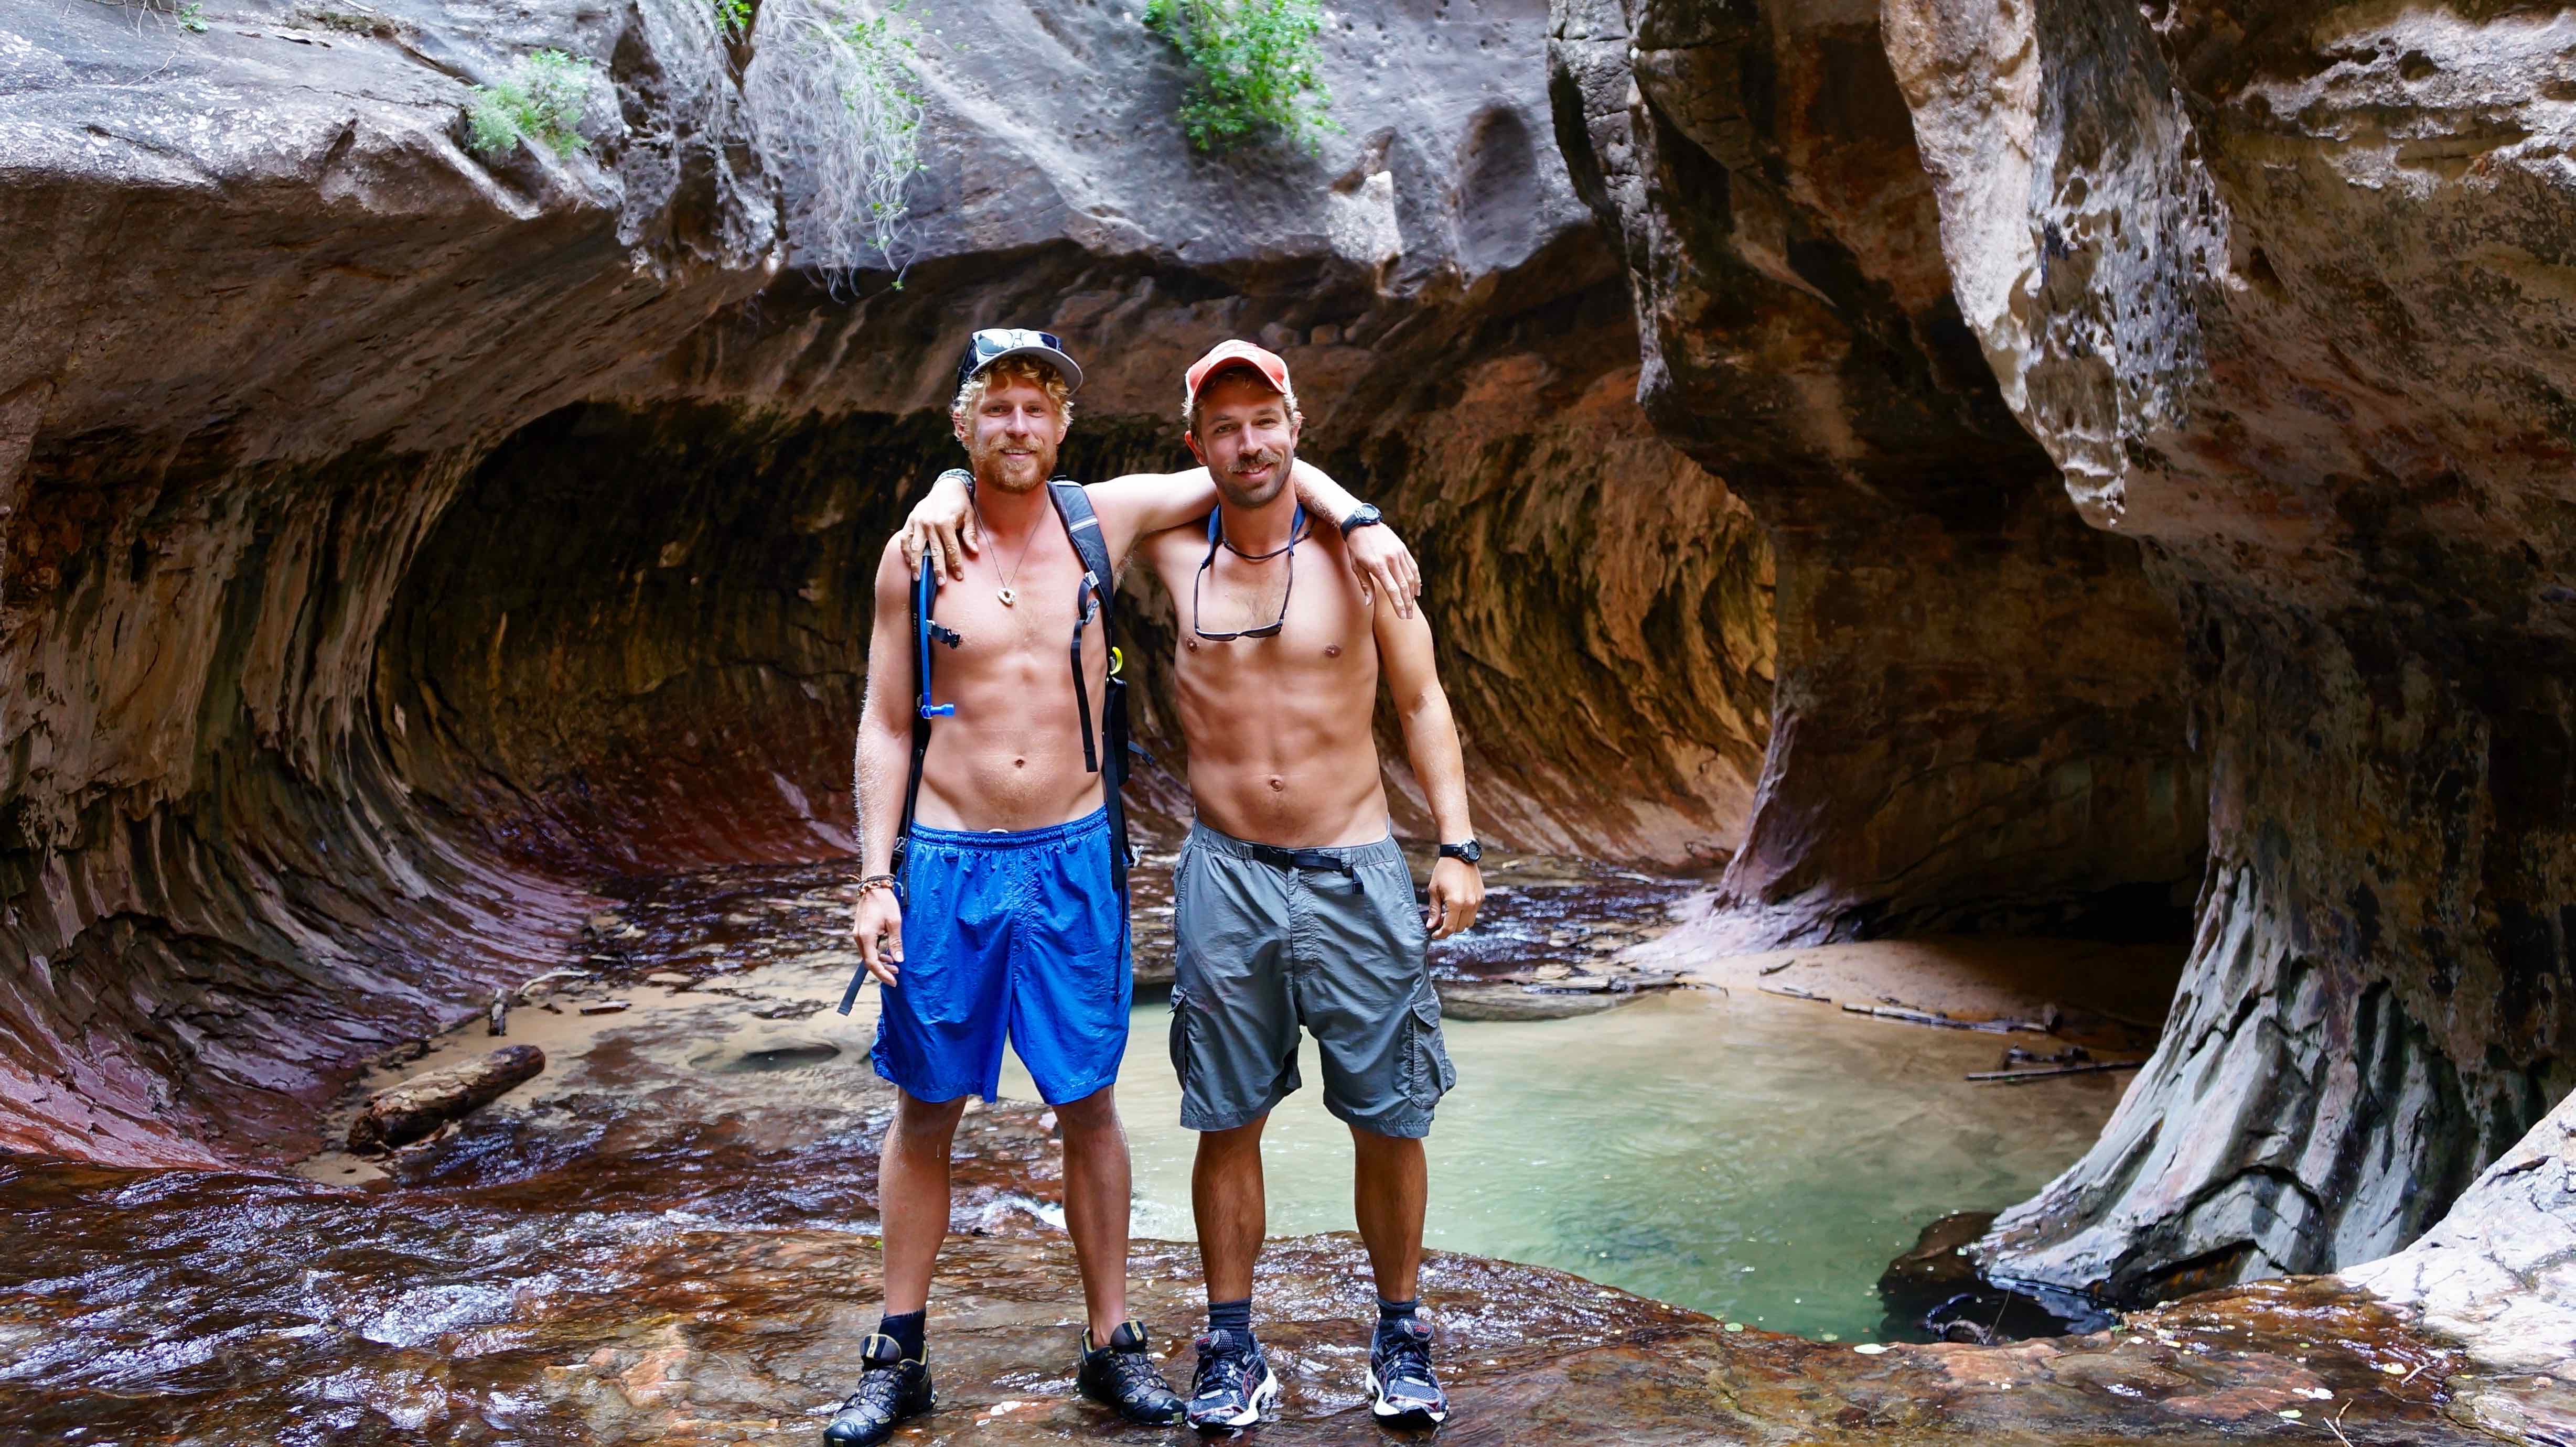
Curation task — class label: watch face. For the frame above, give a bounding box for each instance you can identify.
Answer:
[1443,839,1481,863]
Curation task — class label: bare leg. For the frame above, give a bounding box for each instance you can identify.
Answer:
[1349,1126,1426,1302]
[879,1090,969,1317]
[1193,1115,1270,1305]
[1054,1083,1133,1343]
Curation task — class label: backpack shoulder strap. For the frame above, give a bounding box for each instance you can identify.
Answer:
[1050,481,1114,613]
[841,561,950,1016]
[1047,479,1132,894]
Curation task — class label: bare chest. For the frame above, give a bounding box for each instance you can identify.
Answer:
[927,548,1104,696]
[1171,543,1375,698]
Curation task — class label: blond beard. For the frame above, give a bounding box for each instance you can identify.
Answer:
[965,433,1055,493]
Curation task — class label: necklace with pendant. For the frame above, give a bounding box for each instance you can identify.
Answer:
[985,509,1037,607]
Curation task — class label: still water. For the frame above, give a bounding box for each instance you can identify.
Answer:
[1001,987,2129,1342]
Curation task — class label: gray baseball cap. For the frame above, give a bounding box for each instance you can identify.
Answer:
[956,327,1083,391]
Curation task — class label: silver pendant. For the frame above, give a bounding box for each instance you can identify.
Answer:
[997,587,1017,607]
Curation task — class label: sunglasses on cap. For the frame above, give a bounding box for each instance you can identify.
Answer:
[957,328,1068,383]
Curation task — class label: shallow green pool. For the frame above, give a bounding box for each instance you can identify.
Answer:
[1004,987,2128,1342]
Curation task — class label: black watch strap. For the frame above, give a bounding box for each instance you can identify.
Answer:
[1338,502,1383,535]
[1437,838,1482,864]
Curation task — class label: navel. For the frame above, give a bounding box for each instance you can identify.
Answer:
[1014,758,1027,769]
[1268,776,1286,792]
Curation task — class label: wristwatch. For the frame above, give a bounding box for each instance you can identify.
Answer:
[1338,503,1384,535]
[1437,838,1482,865]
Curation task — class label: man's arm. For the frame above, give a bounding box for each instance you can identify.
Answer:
[1373,595,1484,939]
[851,539,917,985]
[899,462,1420,614]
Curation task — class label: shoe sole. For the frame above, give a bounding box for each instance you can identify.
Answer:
[1189,1366,1281,1431]
[1078,1370,1184,1424]
[823,1393,935,1446]
[1365,1367,1448,1428]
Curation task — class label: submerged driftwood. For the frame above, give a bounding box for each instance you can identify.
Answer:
[348,1045,545,1153]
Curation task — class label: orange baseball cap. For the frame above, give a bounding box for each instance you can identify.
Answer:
[1183,339,1292,416]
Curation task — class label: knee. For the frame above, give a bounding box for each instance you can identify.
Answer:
[1196,1117,1268,1162]
[892,1094,968,1150]
[1053,1088,1123,1141]
[1349,1126,1425,1162]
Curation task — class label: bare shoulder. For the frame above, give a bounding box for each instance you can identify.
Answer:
[1133,514,1209,581]
[871,531,914,597]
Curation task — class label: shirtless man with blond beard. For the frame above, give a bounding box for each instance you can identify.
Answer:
[822,329,1417,1446]
[898,339,1483,1432]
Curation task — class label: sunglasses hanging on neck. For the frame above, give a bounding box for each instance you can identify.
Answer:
[1191,503,1305,641]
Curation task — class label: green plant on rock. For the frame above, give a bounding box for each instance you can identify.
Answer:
[745,0,929,284]
[711,0,754,42]
[465,48,595,160]
[1141,0,1335,154]
[178,3,208,31]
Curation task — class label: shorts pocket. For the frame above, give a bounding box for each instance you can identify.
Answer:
[1401,990,1456,1109]
[1167,987,1197,1090]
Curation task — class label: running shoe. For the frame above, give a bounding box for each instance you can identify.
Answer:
[1186,1327,1281,1431]
[1366,1315,1450,1428]
[822,1332,933,1445]
[1077,1320,1186,1424]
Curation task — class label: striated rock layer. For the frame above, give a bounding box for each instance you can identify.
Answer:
[0,0,1770,1163]
[1548,0,2208,948]
[1877,0,2576,1300]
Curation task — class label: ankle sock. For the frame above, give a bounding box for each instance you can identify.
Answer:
[1376,1297,1420,1341]
[877,1309,926,1362]
[1207,1297,1252,1336]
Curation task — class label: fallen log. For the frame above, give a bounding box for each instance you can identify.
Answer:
[348,1045,545,1153]
[1842,1002,2052,1034]
[1761,985,1832,1003]
[1965,1061,2144,1084]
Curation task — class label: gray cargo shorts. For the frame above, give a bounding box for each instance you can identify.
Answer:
[1168,819,1458,1138]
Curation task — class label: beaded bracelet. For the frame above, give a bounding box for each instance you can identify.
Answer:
[855,874,900,897]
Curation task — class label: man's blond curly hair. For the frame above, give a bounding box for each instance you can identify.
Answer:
[952,355,1075,428]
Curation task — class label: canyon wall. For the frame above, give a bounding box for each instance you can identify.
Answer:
[0,0,1768,1163]
[1548,0,2207,949]
[1879,0,2576,1298]
[1550,0,2574,1306]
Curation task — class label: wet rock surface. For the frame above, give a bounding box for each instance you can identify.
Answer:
[0,1164,2502,1445]
[0,870,2503,1446]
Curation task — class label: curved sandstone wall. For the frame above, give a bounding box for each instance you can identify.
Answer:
[1550,0,2575,1316]
[1879,0,2576,1298]
[0,0,1768,1163]
[1547,0,2207,947]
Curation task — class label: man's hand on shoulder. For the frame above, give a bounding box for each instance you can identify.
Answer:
[1340,517,1419,619]
[900,468,979,581]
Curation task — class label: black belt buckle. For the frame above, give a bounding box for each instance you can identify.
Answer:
[1253,844,1355,877]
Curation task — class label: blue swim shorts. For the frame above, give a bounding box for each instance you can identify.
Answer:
[871,807,1131,1107]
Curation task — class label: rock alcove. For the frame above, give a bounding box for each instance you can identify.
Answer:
[2,0,2571,1438]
